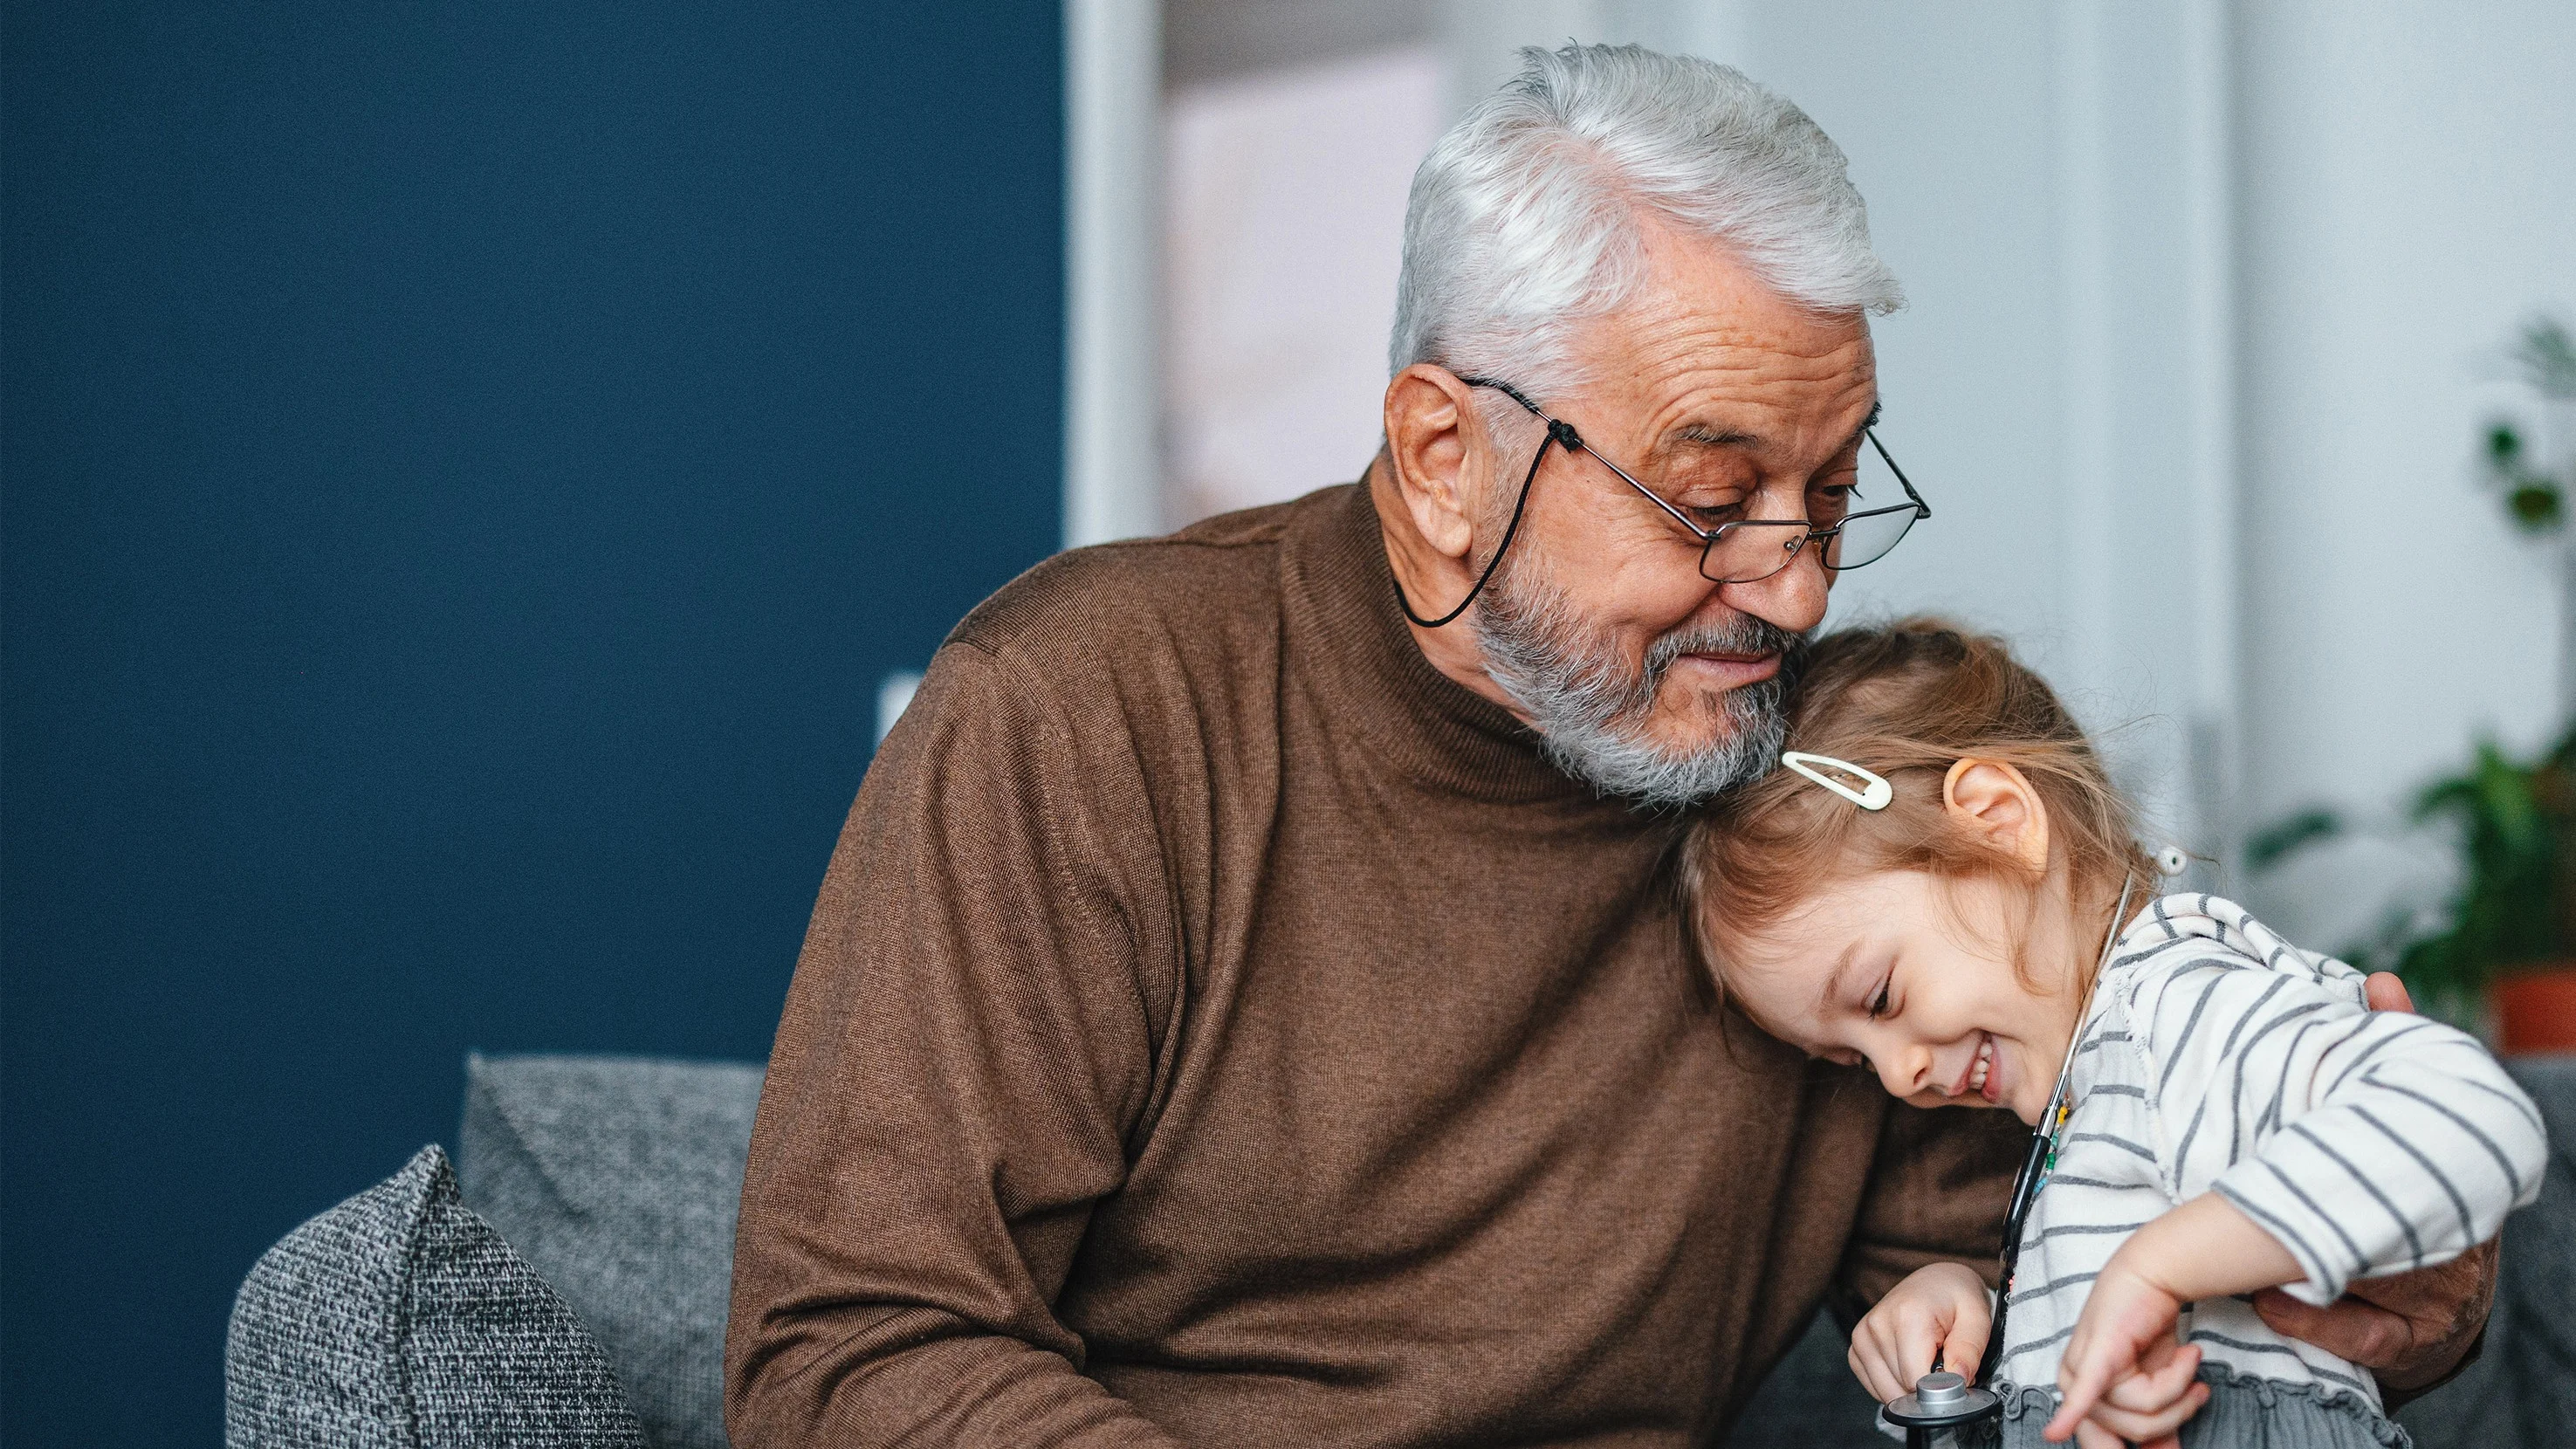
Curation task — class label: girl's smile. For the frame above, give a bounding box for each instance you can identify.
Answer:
[1686,621,2535,1446]
[1962,1033,1997,1102]
[1723,864,2085,1126]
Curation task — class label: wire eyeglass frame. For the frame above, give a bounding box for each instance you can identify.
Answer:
[1394,374,1932,628]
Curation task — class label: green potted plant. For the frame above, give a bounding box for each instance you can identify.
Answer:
[2250,730,2576,1049]
[2484,317,2576,719]
[2250,318,2576,1048]
[2482,316,2576,535]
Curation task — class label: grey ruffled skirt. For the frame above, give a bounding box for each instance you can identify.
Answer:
[1989,1365,2408,1449]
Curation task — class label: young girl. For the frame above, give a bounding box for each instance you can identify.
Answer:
[1681,620,2545,1449]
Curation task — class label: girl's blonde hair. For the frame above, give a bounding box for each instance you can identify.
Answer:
[1680,617,2157,990]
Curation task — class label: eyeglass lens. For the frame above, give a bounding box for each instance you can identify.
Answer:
[1694,436,1921,583]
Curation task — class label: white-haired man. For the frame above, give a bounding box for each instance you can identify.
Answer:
[728,46,2490,1446]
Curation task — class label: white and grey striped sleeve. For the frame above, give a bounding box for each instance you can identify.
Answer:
[2127,954,2547,1306]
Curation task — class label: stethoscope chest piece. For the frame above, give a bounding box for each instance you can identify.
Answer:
[1882,1370,2002,1449]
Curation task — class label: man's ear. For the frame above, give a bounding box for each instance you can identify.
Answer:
[1941,759,2050,871]
[1381,364,1483,562]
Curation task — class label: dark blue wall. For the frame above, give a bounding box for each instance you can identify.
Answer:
[1,3,1063,1440]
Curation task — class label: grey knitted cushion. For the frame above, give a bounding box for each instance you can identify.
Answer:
[456,1054,765,1449]
[226,1143,644,1448]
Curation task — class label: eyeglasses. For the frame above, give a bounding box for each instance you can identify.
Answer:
[1473,375,1931,584]
[1395,374,1932,630]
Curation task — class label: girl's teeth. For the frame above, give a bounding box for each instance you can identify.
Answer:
[1970,1038,1992,1092]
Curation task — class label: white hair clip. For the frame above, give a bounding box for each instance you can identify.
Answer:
[1780,751,1893,811]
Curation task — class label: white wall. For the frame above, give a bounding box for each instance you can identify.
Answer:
[1666,1,2233,869]
[1075,2,2576,944]
[1129,0,2234,855]
[1065,0,1166,547]
[2234,0,2576,944]
[1163,48,1446,521]
[1423,0,2576,939]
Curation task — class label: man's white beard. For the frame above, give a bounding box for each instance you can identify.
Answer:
[1472,555,1803,808]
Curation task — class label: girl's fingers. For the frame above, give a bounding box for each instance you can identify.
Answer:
[2102,1342,2202,1411]
[1844,1341,1875,1402]
[1941,1307,1990,1379]
[2071,1418,2126,1449]
[2135,1329,2180,1375]
[1893,1310,1941,1392]
[2044,1345,2119,1441]
[1849,1336,1905,1404]
[2085,1381,2210,1443]
[1850,1267,1996,1406]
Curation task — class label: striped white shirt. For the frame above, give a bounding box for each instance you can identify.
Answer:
[1995,894,2546,1409]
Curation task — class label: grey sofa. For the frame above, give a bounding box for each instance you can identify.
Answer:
[229,1054,761,1449]
[227,1054,2576,1447]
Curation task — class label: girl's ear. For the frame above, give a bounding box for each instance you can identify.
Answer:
[1941,759,2050,870]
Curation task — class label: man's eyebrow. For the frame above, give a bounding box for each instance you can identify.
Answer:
[1666,420,1758,448]
[1815,937,1864,1017]
[1834,399,1884,460]
[1666,397,1881,457]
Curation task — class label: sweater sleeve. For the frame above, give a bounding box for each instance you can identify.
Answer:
[2127,950,2546,1307]
[725,639,1185,1449]
[1836,1102,2026,1308]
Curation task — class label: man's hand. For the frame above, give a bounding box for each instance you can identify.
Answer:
[2250,1238,2497,1392]
[2246,972,2500,1393]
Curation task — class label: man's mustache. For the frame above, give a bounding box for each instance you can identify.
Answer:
[1643,615,1811,686]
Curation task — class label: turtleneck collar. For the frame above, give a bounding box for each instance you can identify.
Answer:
[1279,479,1627,807]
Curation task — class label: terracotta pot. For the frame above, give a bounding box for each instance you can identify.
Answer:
[2493,965,2576,1055]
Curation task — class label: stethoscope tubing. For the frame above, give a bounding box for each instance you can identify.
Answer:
[1973,873,2139,1389]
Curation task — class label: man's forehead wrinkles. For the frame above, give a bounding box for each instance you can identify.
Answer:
[1666,421,1760,449]
[1627,367,1877,461]
[1622,334,1872,403]
[1623,326,1871,387]
[1631,352,1866,405]
[1598,285,1866,356]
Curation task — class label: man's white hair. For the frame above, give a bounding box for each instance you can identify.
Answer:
[1389,44,1901,405]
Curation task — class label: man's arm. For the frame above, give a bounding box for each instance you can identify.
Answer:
[1832,1102,2024,1320]
[1829,1103,2022,1398]
[725,640,1185,1448]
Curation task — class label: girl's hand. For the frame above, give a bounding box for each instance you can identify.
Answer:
[1849,1262,1991,1403]
[2044,1266,2209,1449]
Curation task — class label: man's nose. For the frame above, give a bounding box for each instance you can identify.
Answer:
[1714,549,1829,635]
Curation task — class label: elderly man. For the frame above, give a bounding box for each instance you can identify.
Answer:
[728,45,2488,1446]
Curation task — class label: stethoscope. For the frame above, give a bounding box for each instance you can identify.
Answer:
[1879,865,2159,1448]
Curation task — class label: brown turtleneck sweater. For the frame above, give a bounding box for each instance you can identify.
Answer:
[726,482,2021,1447]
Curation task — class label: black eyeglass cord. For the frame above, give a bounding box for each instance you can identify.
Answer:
[1973,871,2134,1391]
[1392,377,1581,629]
[1973,1119,2057,1387]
